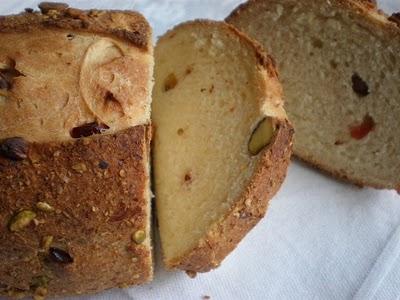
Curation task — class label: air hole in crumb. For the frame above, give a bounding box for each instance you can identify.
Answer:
[67,34,75,40]
[200,88,206,93]
[185,66,193,75]
[164,73,177,92]
[209,85,214,93]
[105,91,118,103]
[177,128,184,136]
[184,172,192,184]
[334,140,344,145]
[329,60,338,69]
[351,73,369,97]
[311,37,324,48]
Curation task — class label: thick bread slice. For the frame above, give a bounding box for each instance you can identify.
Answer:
[152,20,293,273]
[227,0,400,190]
[0,3,153,298]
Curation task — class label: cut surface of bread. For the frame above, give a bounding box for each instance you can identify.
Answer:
[152,20,293,273]
[0,3,153,298]
[227,0,400,190]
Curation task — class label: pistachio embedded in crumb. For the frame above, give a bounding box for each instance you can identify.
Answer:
[248,117,275,156]
[41,236,54,250]
[33,286,48,300]
[36,202,54,212]
[72,163,87,173]
[132,230,146,244]
[119,169,127,178]
[7,289,26,299]
[31,275,49,289]
[8,210,36,232]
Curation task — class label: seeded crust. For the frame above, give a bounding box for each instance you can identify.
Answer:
[0,125,152,298]
[227,0,400,190]
[170,121,293,273]
[154,20,293,273]
[0,2,151,50]
[0,3,153,298]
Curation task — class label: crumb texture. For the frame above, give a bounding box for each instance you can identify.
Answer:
[228,0,400,189]
[152,20,292,271]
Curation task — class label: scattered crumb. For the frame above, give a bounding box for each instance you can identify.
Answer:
[186,270,197,278]
[202,296,211,300]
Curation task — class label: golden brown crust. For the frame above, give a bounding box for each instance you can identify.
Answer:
[0,4,153,143]
[0,125,152,298]
[227,0,400,36]
[0,2,151,50]
[170,121,293,273]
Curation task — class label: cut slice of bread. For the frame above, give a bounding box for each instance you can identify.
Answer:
[152,20,293,273]
[227,0,400,190]
[0,3,153,298]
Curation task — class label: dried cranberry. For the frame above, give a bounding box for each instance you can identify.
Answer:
[389,13,400,27]
[70,122,109,138]
[0,74,10,90]
[49,247,73,264]
[0,137,28,160]
[349,114,375,140]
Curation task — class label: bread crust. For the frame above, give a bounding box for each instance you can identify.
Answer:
[157,20,293,273]
[0,2,151,50]
[227,0,400,190]
[0,125,152,298]
[169,121,293,273]
[227,0,400,34]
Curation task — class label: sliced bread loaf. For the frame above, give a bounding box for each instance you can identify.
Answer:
[152,20,293,273]
[0,3,153,298]
[227,0,400,190]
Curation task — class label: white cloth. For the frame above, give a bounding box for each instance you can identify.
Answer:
[1,1,400,299]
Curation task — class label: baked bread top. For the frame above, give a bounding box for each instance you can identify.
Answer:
[227,0,400,189]
[0,2,153,143]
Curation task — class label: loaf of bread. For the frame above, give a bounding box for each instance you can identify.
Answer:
[152,20,293,273]
[0,3,153,298]
[227,0,400,190]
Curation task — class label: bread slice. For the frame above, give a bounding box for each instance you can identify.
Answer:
[152,20,293,273]
[227,0,400,190]
[0,3,153,298]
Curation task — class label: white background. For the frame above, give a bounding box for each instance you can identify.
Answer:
[1,1,400,300]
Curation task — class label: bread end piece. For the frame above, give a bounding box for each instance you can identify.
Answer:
[227,0,400,190]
